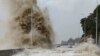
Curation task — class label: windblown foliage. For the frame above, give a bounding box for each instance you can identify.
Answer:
[80,5,100,40]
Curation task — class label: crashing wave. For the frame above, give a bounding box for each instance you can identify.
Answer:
[0,0,54,49]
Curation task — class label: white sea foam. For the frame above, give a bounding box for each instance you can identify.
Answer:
[12,43,100,56]
[13,38,100,56]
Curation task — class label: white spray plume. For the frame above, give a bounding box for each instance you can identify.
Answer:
[0,0,54,49]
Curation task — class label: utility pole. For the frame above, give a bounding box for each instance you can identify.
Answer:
[96,0,98,45]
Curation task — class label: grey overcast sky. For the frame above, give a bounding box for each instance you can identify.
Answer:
[37,0,100,43]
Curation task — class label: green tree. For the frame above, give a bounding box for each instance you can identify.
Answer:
[80,5,100,42]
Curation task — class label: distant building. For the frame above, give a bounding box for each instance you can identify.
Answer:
[61,38,81,47]
[61,41,67,45]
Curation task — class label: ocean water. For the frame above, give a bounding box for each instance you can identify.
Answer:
[12,42,100,56]
[0,0,100,56]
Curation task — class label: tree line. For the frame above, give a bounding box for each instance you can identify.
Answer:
[80,5,100,42]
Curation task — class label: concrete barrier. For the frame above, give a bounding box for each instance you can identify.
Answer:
[0,49,23,56]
